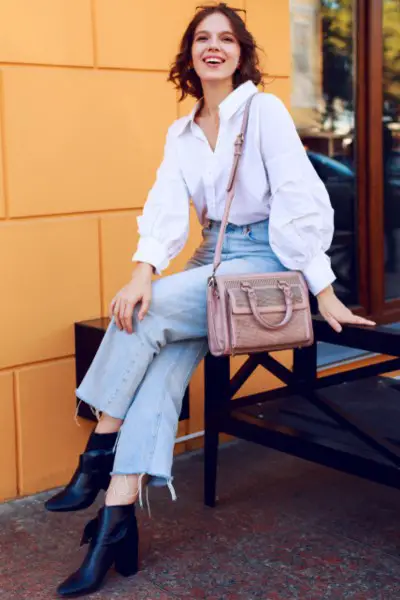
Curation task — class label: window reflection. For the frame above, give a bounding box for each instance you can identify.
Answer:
[383,0,400,300]
[290,0,357,304]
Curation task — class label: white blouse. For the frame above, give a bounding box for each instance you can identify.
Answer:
[132,80,335,295]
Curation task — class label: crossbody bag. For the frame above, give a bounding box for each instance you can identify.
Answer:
[206,93,314,356]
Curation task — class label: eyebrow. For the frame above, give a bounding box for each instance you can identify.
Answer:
[195,30,235,36]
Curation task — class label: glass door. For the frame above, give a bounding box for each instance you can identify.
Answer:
[290,0,360,306]
[290,0,400,323]
[383,0,400,301]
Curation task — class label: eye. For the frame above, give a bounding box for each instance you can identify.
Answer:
[223,37,235,42]
[196,35,207,41]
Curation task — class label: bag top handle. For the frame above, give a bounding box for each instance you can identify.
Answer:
[211,92,259,277]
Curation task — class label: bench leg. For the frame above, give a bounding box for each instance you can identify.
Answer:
[204,353,230,507]
[204,425,219,507]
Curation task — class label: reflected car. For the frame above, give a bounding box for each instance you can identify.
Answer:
[334,149,400,223]
[387,151,400,196]
[306,151,357,303]
[306,150,355,232]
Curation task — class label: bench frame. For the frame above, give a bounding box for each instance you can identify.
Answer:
[204,317,400,506]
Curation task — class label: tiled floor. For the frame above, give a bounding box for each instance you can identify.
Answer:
[1,440,400,599]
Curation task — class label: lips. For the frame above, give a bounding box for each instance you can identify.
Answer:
[203,56,225,65]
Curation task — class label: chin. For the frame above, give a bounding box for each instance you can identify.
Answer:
[199,71,235,83]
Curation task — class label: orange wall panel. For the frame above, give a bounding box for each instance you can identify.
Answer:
[246,0,291,77]
[263,77,290,107]
[177,93,197,119]
[0,372,17,500]
[188,358,205,438]
[0,72,4,219]
[3,68,177,217]
[95,0,244,70]
[0,217,100,369]
[15,359,92,496]
[100,211,138,316]
[0,0,93,66]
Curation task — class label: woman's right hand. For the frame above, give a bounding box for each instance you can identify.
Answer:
[108,262,154,334]
[317,285,375,332]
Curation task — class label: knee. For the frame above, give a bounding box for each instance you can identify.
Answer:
[147,277,176,318]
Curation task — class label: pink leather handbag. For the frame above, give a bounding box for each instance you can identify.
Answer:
[206,93,314,357]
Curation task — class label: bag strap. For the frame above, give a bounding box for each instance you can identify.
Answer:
[240,281,294,329]
[211,92,259,278]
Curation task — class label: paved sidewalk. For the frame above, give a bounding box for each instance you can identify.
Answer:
[1,440,400,599]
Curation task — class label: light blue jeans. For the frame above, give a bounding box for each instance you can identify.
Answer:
[76,219,286,497]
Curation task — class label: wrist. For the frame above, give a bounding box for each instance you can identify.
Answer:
[133,262,154,276]
[316,284,334,299]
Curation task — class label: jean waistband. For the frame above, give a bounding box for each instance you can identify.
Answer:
[205,218,268,233]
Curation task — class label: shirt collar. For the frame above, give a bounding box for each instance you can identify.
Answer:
[177,80,258,136]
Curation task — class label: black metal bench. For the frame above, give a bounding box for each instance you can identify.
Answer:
[204,317,400,506]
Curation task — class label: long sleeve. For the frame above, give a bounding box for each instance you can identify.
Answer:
[132,124,190,274]
[259,94,336,295]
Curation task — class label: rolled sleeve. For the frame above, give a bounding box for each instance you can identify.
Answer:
[302,252,336,296]
[132,236,169,275]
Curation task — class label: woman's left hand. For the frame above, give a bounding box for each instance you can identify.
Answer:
[317,285,376,333]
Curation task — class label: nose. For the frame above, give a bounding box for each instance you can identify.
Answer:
[207,36,221,51]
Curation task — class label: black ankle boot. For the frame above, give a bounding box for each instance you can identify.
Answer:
[57,504,139,598]
[45,431,118,512]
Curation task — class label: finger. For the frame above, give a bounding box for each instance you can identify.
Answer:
[122,303,135,334]
[113,298,123,330]
[118,300,127,331]
[323,311,342,333]
[109,298,117,319]
[350,315,376,327]
[138,295,151,321]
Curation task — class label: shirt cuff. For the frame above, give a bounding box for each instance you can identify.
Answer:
[132,237,169,275]
[302,252,336,296]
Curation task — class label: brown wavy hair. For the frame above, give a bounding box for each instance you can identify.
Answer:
[168,2,264,102]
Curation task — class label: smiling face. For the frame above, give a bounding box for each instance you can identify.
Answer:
[191,12,241,85]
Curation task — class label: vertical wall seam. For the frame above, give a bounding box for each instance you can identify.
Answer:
[90,0,98,68]
[0,70,10,219]
[13,371,22,496]
[98,218,105,317]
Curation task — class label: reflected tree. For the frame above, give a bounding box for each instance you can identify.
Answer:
[321,0,354,131]
[383,0,400,119]
[320,0,400,128]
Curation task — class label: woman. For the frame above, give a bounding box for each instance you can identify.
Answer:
[47,3,375,597]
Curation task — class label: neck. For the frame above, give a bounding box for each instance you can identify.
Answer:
[200,79,234,119]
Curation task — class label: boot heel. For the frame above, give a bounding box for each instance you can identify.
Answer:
[114,521,139,577]
[57,505,138,597]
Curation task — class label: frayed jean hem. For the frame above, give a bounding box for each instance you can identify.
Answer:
[75,391,127,421]
[110,471,174,489]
